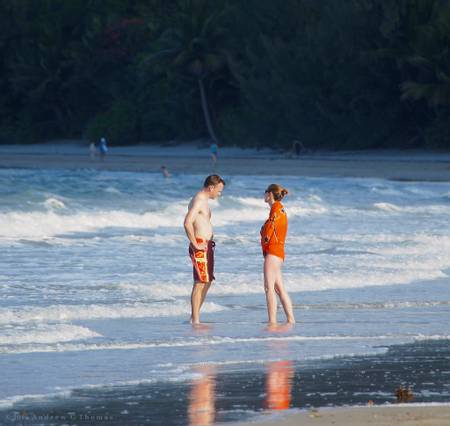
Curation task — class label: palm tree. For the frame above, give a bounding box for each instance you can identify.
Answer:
[371,0,450,108]
[399,2,450,108]
[143,0,231,143]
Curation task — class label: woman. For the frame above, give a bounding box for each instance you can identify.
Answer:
[260,184,295,324]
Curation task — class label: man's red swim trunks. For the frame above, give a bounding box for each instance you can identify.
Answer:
[189,238,215,283]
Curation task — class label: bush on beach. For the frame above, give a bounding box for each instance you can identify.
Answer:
[86,101,137,146]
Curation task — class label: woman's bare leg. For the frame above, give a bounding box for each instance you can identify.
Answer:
[264,255,279,324]
[274,262,295,324]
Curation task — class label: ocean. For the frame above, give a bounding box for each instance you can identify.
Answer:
[0,168,449,424]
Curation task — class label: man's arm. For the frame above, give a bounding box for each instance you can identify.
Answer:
[184,196,207,250]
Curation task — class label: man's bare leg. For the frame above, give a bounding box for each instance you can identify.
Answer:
[191,282,205,324]
[199,282,211,309]
[191,282,211,324]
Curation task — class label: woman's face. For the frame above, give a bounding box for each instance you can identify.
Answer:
[264,190,273,204]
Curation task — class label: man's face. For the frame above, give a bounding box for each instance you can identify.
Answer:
[210,183,224,199]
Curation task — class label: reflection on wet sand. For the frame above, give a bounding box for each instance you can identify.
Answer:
[188,365,216,426]
[187,323,295,424]
[265,323,295,411]
[265,360,294,410]
[189,325,216,426]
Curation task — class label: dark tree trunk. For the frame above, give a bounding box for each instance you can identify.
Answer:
[198,77,219,143]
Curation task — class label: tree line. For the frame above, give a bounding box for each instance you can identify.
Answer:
[1,0,449,150]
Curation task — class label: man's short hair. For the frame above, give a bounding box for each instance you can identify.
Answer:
[203,174,226,188]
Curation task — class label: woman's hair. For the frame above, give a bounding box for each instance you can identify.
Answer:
[204,174,226,188]
[266,184,288,201]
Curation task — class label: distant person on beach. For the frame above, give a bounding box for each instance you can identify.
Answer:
[89,142,96,159]
[210,142,218,165]
[99,137,108,160]
[260,184,295,324]
[161,165,171,178]
[292,140,306,157]
[184,175,225,324]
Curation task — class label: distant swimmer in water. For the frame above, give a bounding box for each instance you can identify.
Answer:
[161,165,171,178]
[184,175,225,324]
[260,184,295,324]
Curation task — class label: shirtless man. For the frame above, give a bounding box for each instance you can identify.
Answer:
[184,175,225,324]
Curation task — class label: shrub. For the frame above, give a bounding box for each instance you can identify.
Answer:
[86,100,137,145]
[425,112,450,149]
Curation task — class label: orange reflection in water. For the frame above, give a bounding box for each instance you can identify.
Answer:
[264,323,295,410]
[188,365,216,426]
[265,360,294,410]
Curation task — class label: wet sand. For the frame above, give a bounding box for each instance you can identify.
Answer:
[231,405,450,426]
[1,339,449,425]
[0,142,449,180]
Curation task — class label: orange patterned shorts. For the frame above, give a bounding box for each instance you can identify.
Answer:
[189,238,215,283]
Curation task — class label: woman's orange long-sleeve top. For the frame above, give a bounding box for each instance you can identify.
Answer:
[260,201,288,261]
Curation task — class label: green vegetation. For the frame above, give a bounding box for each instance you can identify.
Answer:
[1,0,449,149]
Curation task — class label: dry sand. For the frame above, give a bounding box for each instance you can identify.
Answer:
[229,405,450,426]
[0,143,450,181]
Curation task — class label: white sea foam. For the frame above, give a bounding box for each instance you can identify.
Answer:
[1,192,447,241]
[296,301,450,310]
[0,195,334,240]
[43,197,66,209]
[288,203,329,216]
[0,333,440,355]
[373,202,403,212]
[373,202,450,215]
[282,269,447,293]
[0,301,226,325]
[118,263,449,297]
[0,208,184,239]
[413,334,450,341]
[0,324,101,345]
[228,196,266,208]
[104,186,122,194]
[0,390,73,410]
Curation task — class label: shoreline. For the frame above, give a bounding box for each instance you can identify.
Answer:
[230,404,450,426]
[1,339,449,425]
[0,143,450,180]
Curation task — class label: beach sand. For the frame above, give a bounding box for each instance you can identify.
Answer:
[0,141,449,181]
[230,405,450,426]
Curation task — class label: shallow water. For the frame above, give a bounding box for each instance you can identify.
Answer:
[0,169,450,412]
